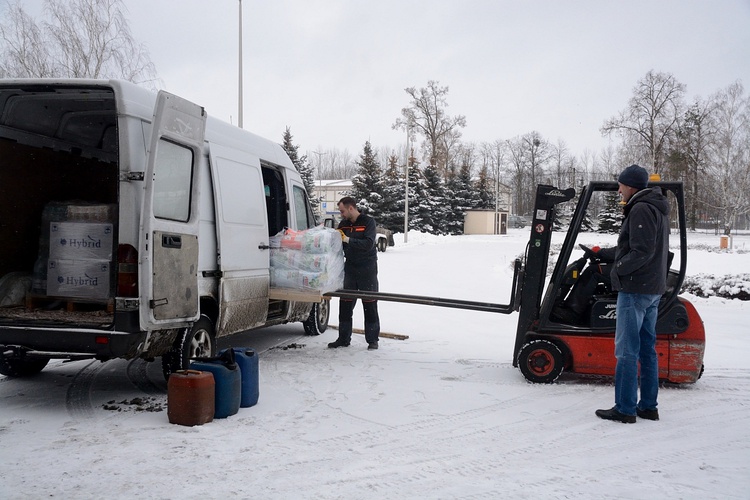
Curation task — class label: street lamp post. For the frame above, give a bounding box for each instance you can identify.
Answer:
[312,150,327,217]
[238,0,243,129]
[404,127,410,243]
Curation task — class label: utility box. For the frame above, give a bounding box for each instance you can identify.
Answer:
[464,210,508,235]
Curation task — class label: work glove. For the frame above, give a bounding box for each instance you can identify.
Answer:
[337,229,349,244]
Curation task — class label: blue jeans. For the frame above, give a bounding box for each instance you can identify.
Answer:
[614,292,661,416]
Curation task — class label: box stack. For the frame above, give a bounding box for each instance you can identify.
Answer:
[47,221,113,300]
[32,203,116,302]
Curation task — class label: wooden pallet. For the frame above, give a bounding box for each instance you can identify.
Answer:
[269,288,329,303]
[25,294,114,313]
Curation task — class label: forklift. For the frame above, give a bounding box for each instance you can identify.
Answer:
[330,181,705,384]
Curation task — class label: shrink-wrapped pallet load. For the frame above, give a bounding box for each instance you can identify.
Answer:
[269,226,344,294]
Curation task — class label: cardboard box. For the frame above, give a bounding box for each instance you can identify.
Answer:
[47,259,111,300]
[49,222,113,261]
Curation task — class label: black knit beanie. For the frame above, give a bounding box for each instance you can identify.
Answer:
[618,164,649,189]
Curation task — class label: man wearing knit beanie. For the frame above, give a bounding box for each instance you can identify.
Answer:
[594,164,670,423]
[617,164,649,190]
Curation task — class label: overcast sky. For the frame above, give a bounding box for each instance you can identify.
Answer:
[15,0,750,159]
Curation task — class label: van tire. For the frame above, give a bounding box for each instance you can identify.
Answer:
[0,355,49,377]
[161,315,217,380]
[303,301,329,335]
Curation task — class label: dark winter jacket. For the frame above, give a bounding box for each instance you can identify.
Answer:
[598,187,670,294]
[338,214,377,269]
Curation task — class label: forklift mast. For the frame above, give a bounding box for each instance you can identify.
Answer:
[511,185,575,366]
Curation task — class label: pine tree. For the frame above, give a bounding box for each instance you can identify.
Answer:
[474,164,495,209]
[598,191,623,233]
[457,162,480,211]
[579,198,596,232]
[440,162,478,234]
[422,162,449,234]
[281,127,318,212]
[379,154,405,232]
[407,158,429,232]
[443,164,466,234]
[350,141,384,218]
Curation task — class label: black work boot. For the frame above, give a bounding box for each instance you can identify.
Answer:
[595,407,636,424]
[637,408,659,420]
[327,339,350,348]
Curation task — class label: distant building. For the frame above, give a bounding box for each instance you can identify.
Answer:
[313,179,516,234]
[312,179,352,217]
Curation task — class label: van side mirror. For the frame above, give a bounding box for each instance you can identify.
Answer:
[323,218,335,228]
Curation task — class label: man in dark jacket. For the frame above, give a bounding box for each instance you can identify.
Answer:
[596,164,670,424]
[328,197,380,350]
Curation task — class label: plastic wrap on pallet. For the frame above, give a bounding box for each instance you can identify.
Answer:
[269,226,344,294]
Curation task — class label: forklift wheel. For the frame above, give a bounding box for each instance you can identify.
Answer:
[518,340,564,384]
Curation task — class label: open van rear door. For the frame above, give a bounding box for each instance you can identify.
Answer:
[140,91,206,329]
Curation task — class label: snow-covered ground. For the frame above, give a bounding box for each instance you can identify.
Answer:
[1,230,748,499]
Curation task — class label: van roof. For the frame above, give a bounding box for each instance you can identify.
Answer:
[0,78,294,170]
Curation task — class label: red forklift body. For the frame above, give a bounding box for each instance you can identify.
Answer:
[550,297,705,382]
[515,182,705,384]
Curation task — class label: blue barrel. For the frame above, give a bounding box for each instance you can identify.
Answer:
[222,347,259,408]
[189,358,241,419]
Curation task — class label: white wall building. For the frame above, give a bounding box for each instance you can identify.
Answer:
[312,179,352,217]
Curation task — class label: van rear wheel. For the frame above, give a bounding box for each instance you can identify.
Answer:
[162,315,217,380]
[303,301,329,335]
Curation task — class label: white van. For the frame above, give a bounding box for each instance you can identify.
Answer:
[0,79,329,379]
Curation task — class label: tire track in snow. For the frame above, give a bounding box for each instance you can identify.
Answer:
[125,358,166,396]
[65,360,105,419]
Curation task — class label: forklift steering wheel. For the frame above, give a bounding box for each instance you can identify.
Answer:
[579,244,599,263]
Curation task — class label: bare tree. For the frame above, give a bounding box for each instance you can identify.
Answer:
[596,144,619,180]
[704,81,750,234]
[0,0,158,86]
[308,147,356,179]
[0,3,54,78]
[504,131,555,214]
[577,148,595,183]
[601,70,685,173]
[393,80,466,173]
[669,97,716,229]
[550,139,577,188]
[525,132,550,189]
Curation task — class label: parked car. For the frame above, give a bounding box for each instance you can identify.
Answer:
[376,226,395,252]
[509,215,527,228]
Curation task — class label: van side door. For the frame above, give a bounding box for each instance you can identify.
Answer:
[208,143,269,335]
[140,91,206,329]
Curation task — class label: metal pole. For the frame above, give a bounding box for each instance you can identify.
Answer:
[403,128,409,243]
[312,150,326,216]
[494,158,499,234]
[238,0,243,129]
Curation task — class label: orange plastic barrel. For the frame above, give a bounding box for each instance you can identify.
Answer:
[168,370,215,426]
